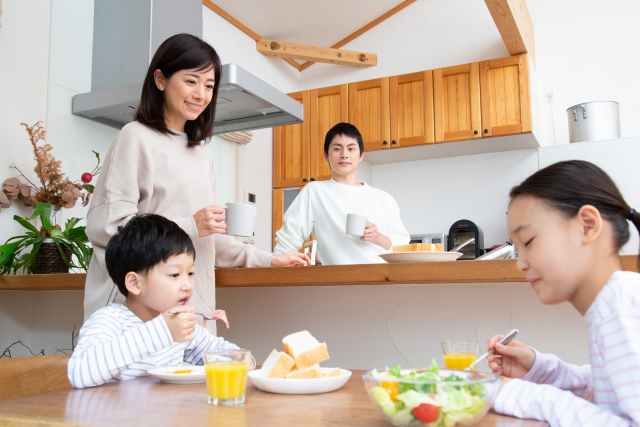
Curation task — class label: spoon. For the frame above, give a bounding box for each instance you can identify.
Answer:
[464,328,519,371]
[450,237,475,253]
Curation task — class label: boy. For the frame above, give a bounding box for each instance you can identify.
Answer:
[68,214,238,388]
[274,122,410,265]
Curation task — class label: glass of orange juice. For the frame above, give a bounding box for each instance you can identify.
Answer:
[204,349,255,406]
[441,340,479,370]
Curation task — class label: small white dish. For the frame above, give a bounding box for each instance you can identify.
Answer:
[379,251,463,263]
[248,367,352,395]
[147,365,205,384]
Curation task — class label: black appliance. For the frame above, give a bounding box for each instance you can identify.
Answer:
[447,219,484,260]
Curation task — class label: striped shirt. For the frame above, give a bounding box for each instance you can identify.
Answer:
[67,304,238,388]
[494,270,640,426]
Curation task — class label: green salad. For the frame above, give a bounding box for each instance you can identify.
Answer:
[366,361,491,427]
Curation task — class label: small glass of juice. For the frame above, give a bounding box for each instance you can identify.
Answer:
[441,340,479,370]
[204,349,255,406]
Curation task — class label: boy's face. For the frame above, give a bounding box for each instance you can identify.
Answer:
[127,253,195,316]
[326,134,363,179]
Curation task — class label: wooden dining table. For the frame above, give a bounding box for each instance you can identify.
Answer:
[0,371,546,427]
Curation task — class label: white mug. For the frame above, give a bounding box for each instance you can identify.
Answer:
[345,213,367,237]
[225,202,256,237]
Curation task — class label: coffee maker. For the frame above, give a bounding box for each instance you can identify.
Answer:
[447,219,484,259]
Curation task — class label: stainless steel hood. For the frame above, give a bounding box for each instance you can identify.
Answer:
[72,0,302,134]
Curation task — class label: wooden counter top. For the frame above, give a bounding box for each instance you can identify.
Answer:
[1,255,637,290]
[0,371,546,427]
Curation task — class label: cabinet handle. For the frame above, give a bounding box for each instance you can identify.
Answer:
[391,140,397,145]
[310,177,316,181]
[483,129,489,134]
[382,140,388,145]
[302,178,308,182]
[473,130,478,135]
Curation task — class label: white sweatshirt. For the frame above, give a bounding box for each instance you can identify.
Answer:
[67,304,238,388]
[493,270,640,426]
[274,180,410,265]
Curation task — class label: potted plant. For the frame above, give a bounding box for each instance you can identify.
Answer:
[0,121,100,274]
[0,203,92,274]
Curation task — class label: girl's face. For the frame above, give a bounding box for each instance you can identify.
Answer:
[507,195,591,305]
[155,66,215,130]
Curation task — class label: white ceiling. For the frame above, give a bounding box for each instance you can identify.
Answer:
[210,0,406,47]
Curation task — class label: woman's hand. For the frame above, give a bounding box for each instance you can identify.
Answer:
[193,205,226,237]
[362,223,392,249]
[487,336,536,379]
[271,252,309,267]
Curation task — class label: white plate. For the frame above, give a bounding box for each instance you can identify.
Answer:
[248,368,352,395]
[147,365,205,384]
[379,251,463,263]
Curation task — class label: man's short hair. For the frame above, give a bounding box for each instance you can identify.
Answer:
[323,122,364,157]
[105,214,195,296]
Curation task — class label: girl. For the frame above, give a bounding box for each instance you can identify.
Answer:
[488,160,640,426]
[84,34,307,327]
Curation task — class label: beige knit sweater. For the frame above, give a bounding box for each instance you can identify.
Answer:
[84,121,272,322]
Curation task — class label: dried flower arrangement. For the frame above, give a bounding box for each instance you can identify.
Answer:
[1,121,101,211]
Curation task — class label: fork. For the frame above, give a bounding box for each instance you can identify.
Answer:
[168,309,229,328]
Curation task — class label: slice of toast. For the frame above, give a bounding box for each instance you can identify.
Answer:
[261,349,295,378]
[286,365,320,379]
[282,330,330,369]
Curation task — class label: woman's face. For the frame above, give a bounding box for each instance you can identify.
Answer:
[155,66,215,130]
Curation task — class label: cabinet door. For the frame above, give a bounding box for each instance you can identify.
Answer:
[434,63,481,142]
[309,85,349,181]
[390,71,435,148]
[272,189,284,249]
[348,78,390,152]
[480,54,531,137]
[272,92,310,188]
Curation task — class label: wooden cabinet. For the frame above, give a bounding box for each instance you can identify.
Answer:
[390,71,435,148]
[434,63,482,142]
[272,92,309,188]
[480,54,531,137]
[272,189,284,249]
[348,78,390,151]
[309,85,349,181]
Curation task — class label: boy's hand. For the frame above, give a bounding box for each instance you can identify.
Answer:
[162,305,197,342]
[193,205,226,237]
[487,335,535,379]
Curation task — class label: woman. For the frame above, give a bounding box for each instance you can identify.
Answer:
[84,34,307,326]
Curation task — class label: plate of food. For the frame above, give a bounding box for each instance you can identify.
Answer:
[147,365,205,384]
[248,330,351,394]
[380,244,462,263]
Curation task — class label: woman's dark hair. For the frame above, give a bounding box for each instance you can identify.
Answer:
[135,33,222,147]
[323,122,365,156]
[510,160,640,268]
[105,214,196,297]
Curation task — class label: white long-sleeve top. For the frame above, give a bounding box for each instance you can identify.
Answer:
[274,180,410,265]
[68,304,238,389]
[494,270,640,426]
[84,121,272,322]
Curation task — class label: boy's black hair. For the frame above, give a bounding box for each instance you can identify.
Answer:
[510,160,640,269]
[105,214,196,297]
[323,122,365,157]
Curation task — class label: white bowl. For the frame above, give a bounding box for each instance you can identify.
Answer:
[248,367,351,394]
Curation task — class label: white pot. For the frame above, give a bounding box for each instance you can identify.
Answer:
[567,101,620,143]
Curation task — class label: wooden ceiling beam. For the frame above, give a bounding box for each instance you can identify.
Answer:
[485,0,535,58]
[299,0,417,71]
[257,39,377,67]
[202,0,302,71]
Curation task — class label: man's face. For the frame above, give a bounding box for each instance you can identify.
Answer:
[326,134,363,178]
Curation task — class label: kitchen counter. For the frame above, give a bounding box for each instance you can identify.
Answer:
[0,371,546,427]
[1,256,636,290]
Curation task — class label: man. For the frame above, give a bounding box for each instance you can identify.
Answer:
[275,122,410,264]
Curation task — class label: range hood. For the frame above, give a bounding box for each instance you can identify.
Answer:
[72,0,302,134]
